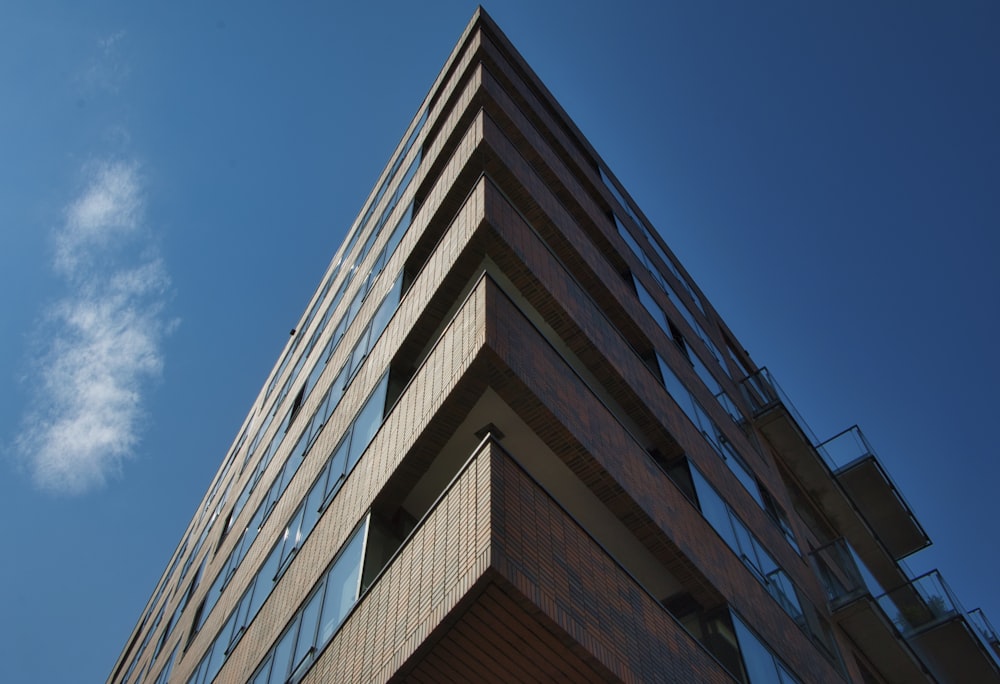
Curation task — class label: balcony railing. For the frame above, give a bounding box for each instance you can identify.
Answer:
[812,538,881,606]
[739,368,824,450]
[812,541,1000,681]
[876,570,1000,682]
[970,608,1000,662]
[818,426,930,559]
[739,368,929,560]
[878,570,961,635]
[810,538,929,680]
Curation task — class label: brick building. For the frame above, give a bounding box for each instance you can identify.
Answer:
[109,9,1000,683]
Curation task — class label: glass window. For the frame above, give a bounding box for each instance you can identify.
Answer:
[633,276,668,335]
[690,467,738,550]
[278,506,307,571]
[370,274,403,343]
[299,477,325,543]
[347,324,372,381]
[760,488,800,553]
[346,378,388,474]
[616,215,646,263]
[385,202,414,259]
[657,355,690,409]
[345,285,366,327]
[732,612,800,684]
[318,526,366,645]
[715,390,746,428]
[285,430,308,472]
[323,438,350,505]
[244,578,269,625]
[249,654,272,684]
[690,350,721,396]
[154,644,178,684]
[290,586,324,677]
[204,620,228,674]
[266,619,298,684]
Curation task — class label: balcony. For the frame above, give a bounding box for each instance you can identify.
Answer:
[878,570,1000,683]
[811,539,929,683]
[970,609,1000,661]
[739,369,929,568]
[819,427,930,559]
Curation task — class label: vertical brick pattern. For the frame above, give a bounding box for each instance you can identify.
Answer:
[478,173,814,596]
[490,448,735,684]
[303,442,494,684]
[483,277,845,684]
[188,242,491,682]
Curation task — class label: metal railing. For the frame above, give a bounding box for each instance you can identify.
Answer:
[969,608,1000,666]
[811,538,889,608]
[877,570,962,636]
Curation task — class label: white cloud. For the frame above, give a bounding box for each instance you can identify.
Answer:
[17,160,173,494]
[55,160,143,274]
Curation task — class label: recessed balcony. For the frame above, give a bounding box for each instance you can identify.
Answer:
[878,570,1000,683]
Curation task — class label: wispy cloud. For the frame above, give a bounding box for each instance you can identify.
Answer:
[56,160,143,273]
[16,160,174,494]
[78,30,130,96]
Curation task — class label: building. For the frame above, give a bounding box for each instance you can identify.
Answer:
[109,8,1000,684]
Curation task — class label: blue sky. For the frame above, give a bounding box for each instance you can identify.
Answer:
[1,2,998,682]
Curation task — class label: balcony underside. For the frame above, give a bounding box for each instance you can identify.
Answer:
[908,617,1000,684]
[754,405,915,587]
[832,595,929,684]
[836,456,930,559]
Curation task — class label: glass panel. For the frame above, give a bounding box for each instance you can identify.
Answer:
[346,377,388,474]
[347,325,371,380]
[384,202,414,258]
[204,631,227,681]
[318,528,366,645]
[266,616,299,684]
[345,285,366,326]
[767,568,804,622]
[197,583,218,632]
[324,438,350,502]
[305,399,327,448]
[690,467,739,551]
[279,507,306,569]
[249,654,272,684]
[330,315,348,351]
[616,215,645,262]
[721,443,764,509]
[186,659,204,684]
[286,431,308,472]
[290,587,324,675]
[633,276,667,334]
[329,364,349,413]
[732,519,763,577]
[761,489,799,553]
[369,275,403,343]
[732,613,783,684]
[656,354,703,430]
[777,663,799,684]
[690,402,717,447]
[300,476,325,541]
[257,544,281,585]
[715,390,745,427]
[690,351,721,396]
